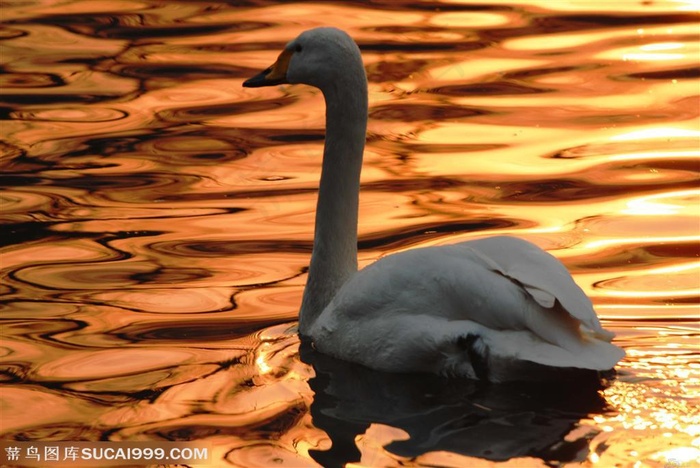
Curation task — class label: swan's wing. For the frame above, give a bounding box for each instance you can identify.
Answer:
[461,236,614,341]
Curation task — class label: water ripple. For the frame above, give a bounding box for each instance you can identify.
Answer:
[10,107,128,123]
[2,1,698,466]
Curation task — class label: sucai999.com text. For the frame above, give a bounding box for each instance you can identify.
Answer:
[1,441,210,466]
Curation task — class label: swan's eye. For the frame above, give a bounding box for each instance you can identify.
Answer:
[295,44,303,53]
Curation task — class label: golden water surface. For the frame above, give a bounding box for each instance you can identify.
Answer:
[1,1,699,467]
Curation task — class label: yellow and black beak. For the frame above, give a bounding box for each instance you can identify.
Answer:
[243,48,293,88]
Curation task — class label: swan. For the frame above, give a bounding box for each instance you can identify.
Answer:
[243,27,624,382]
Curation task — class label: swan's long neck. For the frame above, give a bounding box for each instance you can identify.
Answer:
[299,63,368,336]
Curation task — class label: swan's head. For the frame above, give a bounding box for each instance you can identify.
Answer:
[243,27,364,93]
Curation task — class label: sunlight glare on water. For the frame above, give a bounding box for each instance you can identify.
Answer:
[1,0,699,467]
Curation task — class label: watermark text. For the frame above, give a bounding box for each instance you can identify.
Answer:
[1,441,210,466]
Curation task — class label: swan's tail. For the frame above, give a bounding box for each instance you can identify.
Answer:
[443,322,625,382]
[584,326,616,342]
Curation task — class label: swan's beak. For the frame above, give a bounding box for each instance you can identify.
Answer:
[243,48,292,88]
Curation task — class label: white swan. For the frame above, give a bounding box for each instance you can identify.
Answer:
[243,27,624,381]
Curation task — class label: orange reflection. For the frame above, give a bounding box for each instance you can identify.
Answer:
[583,235,699,250]
[623,52,686,61]
[653,447,700,466]
[641,42,687,51]
[611,127,700,141]
[255,344,273,375]
[2,1,698,467]
[622,190,700,216]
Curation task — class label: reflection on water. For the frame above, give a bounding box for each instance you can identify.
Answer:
[1,0,698,467]
[301,342,613,467]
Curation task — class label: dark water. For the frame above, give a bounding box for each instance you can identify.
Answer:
[1,1,699,467]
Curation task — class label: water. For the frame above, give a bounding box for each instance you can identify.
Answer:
[1,1,698,467]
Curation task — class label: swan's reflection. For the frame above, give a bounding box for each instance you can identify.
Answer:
[301,342,611,467]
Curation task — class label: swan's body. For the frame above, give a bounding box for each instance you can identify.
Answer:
[243,27,624,381]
